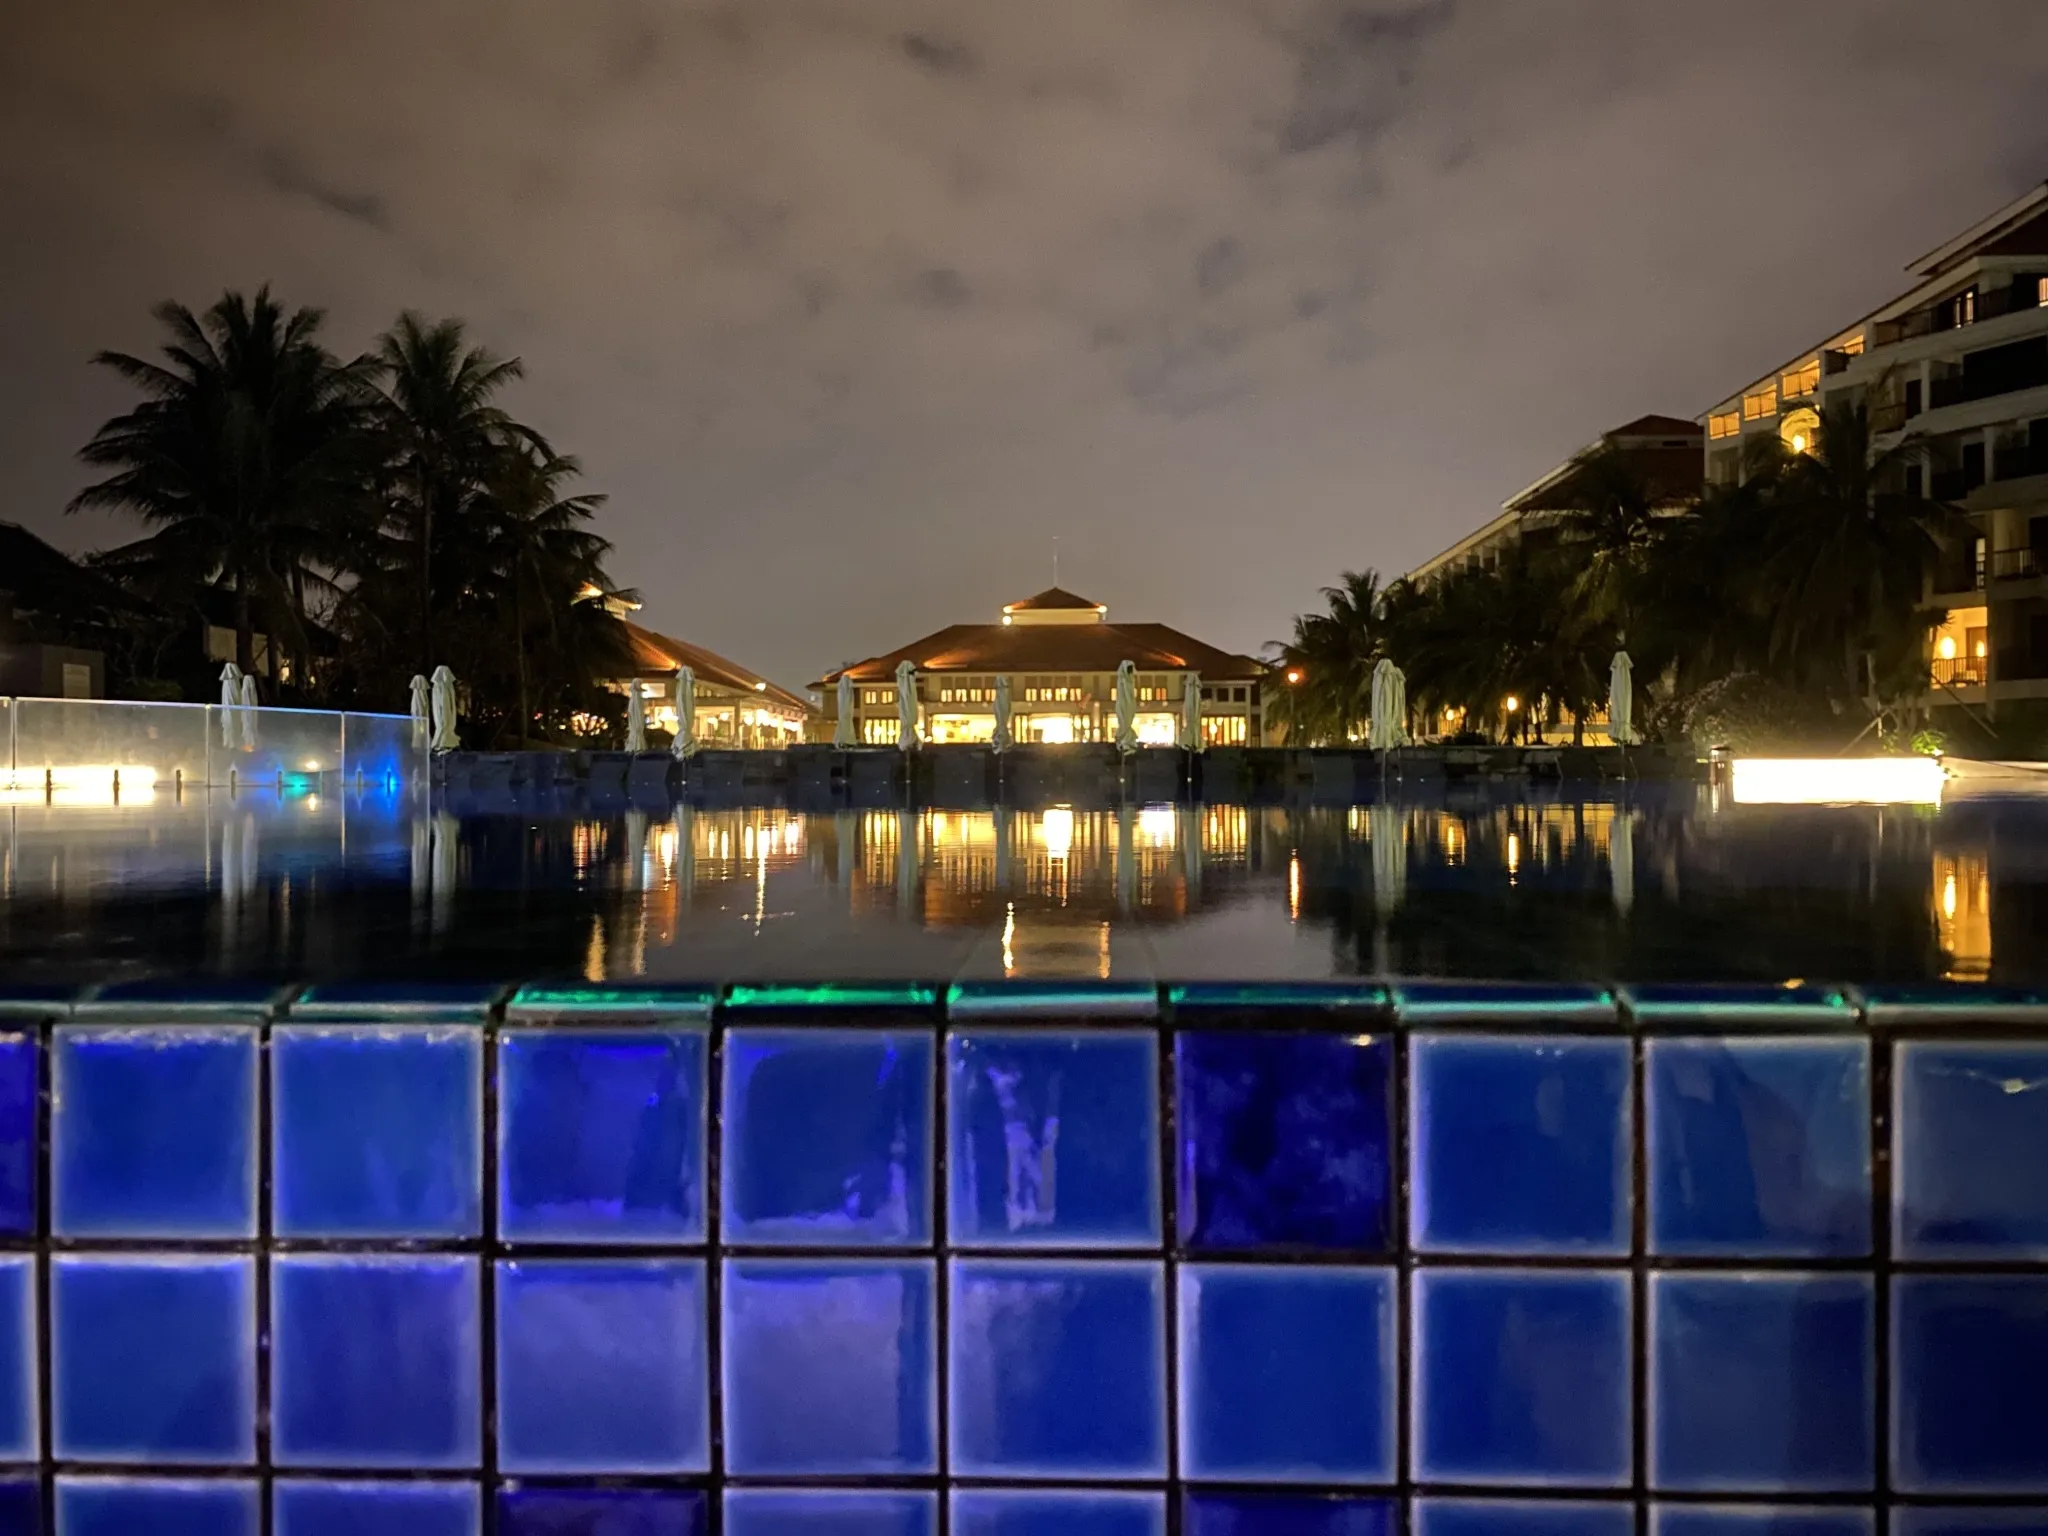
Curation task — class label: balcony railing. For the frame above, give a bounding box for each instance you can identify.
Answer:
[1874,275,2048,349]
[1931,657,1988,688]
[1992,440,2048,482]
[1927,339,2048,411]
[1989,546,2043,582]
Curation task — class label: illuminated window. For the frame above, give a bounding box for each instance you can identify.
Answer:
[2038,277,2048,308]
[1781,358,1820,399]
[1708,409,1741,440]
[1203,715,1249,746]
[1742,386,1777,421]
[1837,333,1865,357]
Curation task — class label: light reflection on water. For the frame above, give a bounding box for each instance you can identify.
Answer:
[0,785,2035,985]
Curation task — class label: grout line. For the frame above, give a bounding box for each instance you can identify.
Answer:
[255,1015,273,1536]
[1161,1027,1181,1536]
[1393,1022,1415,1536]
[479,1021,500,1536]
[1630,1031,1649,1535]
[704,1022,726,1536]
[34,1020,53,1536]
[1872,1033,1894,1527]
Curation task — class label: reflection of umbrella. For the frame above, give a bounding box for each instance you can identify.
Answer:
[429,666,460,751]
[1609,652,1637,745]
[895,660,919,750]
[835,675,856,749]
[1181,673,1202,752]
[219,664,243,749]
[1371,802,1407,914]
[409,674,431,751]
[1369,660,1410,750]
[238,673,260,750]
[1611,808,1635,914]
[1114,661,1137,753]
[992,675,1014,752]
[675,670,700,759]
[625,686,647,752]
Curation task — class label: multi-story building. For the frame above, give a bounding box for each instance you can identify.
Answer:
[1703,181,2048,713]
[815,587,1269,747]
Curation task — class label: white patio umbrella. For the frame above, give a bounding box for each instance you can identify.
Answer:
[1389,663,1411,746]
[1369,659,1410,750]
[895,659,919,750]
[408,674,431,751]
[992,675,1014,752]
[834,675,856,749]
[1181,672,1202,751]
[429,665,460,751]
[672,667,697,758]
[1114,661,1138,753]
[624,684,647,752]
[218,664,244,749]
[237,672,260,750]
[1608,651,1637,746]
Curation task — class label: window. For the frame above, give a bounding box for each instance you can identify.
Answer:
[1781,358,1820,399]
[861,717,897,745]
[1234,687,1248,703]
[2036,276,2048,308]
[1742,386,1776,421]
[1837,333,1866,357]
[1708,409,1741,440]
[1202,715,1248,746]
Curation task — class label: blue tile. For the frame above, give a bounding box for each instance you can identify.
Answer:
[950,1258,1166,1478]
[725,1490,937,1536]
[0,1260,31,1460]
[1179,1264,1394,1481]
[1176,1031,1391,1251]
[1414,1268,1632,1485]
[1896,1043,2048,1257]
[57,1479,259,1536]
[1412,1035,1630,1255]
[0,1482,35,1533]
[723,1028,932,1245]
[1418,1502,1633,1536]
[497,1487,707,1535]
[273,1027,481,1238]
[1184,1493,1396,1536]
[52,1026,257,1237]
[1895,1275,2048,1492]
[273,1256,480,1469]
[722,1259,935,1475]
[1648,1037,1870,1257]
[52,1256,252,1464]
[1653,1509,1873,1536]
[499,1029,706,1242]
[274,1482,481,1536]
[1894,1513,2048,1536]
[0,1035,36,1236]
[497,1259,707,1473]
[952,1491,1164,1536]
[1650,1273,1874,1491]
[948,1030,1159,1247]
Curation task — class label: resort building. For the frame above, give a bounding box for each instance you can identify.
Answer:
[1702,180,2048,711]
[1404,416,1705,588]
[815,587,1269,747]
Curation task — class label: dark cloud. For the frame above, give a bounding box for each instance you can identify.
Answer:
[1194,237,1247,297]
[258,147,389,231]
[900,32,976,77]
[908,267,971,308]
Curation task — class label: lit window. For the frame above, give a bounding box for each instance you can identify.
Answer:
[2038,277,2048,309]
[1781,358,1820,399]
[1742,386,1777,421]
[1837,333,1865,357]
[1708,409,1741,440]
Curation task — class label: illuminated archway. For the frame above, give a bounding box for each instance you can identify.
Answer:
[1780,407,1819,456]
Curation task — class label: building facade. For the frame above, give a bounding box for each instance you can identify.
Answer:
[614,620,813,747]
[816,588,1269,747]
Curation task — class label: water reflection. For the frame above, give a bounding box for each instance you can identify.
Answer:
[3,786,2047,984]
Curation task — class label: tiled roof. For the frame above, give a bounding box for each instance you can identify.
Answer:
[816,622,1265,687]
[621,621,812,714]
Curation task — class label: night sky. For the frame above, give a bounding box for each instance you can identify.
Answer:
[6,1,2048,693]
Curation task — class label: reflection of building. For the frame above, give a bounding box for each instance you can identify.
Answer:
[610,618,813,748]
[815,588,1267,746]
[1933,847,1992,980]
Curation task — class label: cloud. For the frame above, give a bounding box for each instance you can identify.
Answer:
[258,147,390,232]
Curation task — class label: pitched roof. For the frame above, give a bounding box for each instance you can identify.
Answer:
[1608,414,1704,441]
[816,621,1265,687]
[1003,586,1102,612]
[621,620,812,714]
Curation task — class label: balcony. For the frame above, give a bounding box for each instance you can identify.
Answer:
[1927,337,2048,411]
[1993,439,2048,482]
[1932,657,1988,688]
[1875,275,2048,349]
[1989,546,2043,582]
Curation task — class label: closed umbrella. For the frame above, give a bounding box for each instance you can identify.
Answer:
[1608,651,1636,746]
[1389,664,1411,747]
[835,675,856,749]
[1114,661,1137,753]
[992,675,1014,752]
[1181,673,1202,751]
[895,660,919,750]
[1369,659,1411,751]
[237,672,259,750]
[409,674,431,752]
[624,684,647,753]
[218,664,243,749]
[672,667,697,759]
[429,665,460,751]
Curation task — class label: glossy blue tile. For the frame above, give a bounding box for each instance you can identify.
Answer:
[1648,1037,1870,1257]
[499,1029,706,1242]
[1184,1493,1396,1536]
[497,1486,707,1535]
[0,1482,35,1533]
[1896,1043,2048,1257]
[0,1260,32,1460]
[273,1256,480,1469]
[1179,1264,1394,1481]
[1412,1034,1630,1255]
[722,1259,935,1474]
[1650,1273,1874,1491]
[950,1258,1166,1478]
[52,1256,252,1464]
[1652,1508,1873,1536]
[952,1491,1165,1536]
[725,1490,937,1536]
[1894,1512,2048,1536]
[0,1035,36,1235]
[723,1028,932,1245]
[497,1259,707,1473]
[1414,1268,1632,1485]
[273,1026,481,1238]
[1417,1502,1633,1536]
[1176,1031,1391,1251]
[948,1030,1159,1246]
[1894,1274,2048,1492]
[274,1481,481,1536]
[57,1478,259,1536]
[52,1026,256,1237]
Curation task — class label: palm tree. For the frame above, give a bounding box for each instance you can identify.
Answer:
[70,288,371,676]
[1550,442,1663,640]
[1274,570,1386,742]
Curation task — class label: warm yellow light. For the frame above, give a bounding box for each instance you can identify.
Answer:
[1002,615,1014,626]
[1942,872,1958,922]
[1039,807,1074,860]
[1285,669,1302,685]
[1504,695,1520,712]
[1137,807,1177,846]
[1937,635,1958,660]
[1791,433,1808,453]
[1731,757,1944,806]
[1975,640,1988,659]
[1506,832,1521,877]
[753,681,767,691]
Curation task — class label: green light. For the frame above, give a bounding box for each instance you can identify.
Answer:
[725,984,940,1010]
[1167,983,1388,1011]
[508,984,717,1017]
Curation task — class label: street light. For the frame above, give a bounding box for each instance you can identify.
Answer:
[1504,695,1520,712]
[1285,669,1303,685]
